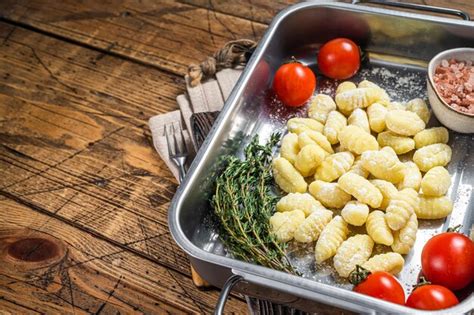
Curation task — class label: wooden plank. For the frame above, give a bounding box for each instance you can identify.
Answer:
[0,0,267,76]
[0,197,246,314]
[0,21,194,277]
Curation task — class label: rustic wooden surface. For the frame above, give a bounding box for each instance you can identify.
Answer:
[0,0,472,314]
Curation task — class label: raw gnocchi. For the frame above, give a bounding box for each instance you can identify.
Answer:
[273,157,307,193]
[348,108,370,133]
[367,102,388,133]
[360,150,405,184]
[308,94,337,124]
[333,234,374,278]
[276,192,323,217]
[385,110,426,136]
[413,143,452,172]
[269,210,305,242]
[338,125,379,155]
[398,161,422,191]
[386,188,419,231]
[287,117,324,134]
[336,81,357,94]
[392,213,418,254]
[421,166,451,197]
[377,131,415,155]
[324,111,347,144]
[280,133,300,164]
[370,179,398,210]
[315,151,354,182]
[338,172,383,208]
[416,195,453,219]
[406,98,431,124]
[358,80,390,106]
[348,156,369,178]
[315,216,349,263]
[362,252,404,275]
[366,210,394,246]
[294,144,327,177]
[298,130,334,154]
[341,201,369,226]
[309,180,351,209]
[335,87,383,114]
[294,208,333,243]
[413,127,449,149]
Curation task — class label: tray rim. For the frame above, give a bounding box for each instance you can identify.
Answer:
[168,2,474,313]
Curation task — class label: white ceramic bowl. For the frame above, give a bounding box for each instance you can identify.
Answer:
[427,47,474,134]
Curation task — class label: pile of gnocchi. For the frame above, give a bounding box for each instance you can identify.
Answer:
[270,79,453,279]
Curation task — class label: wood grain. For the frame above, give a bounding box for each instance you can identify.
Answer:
[0,197,245,314]
[0,0,267,76]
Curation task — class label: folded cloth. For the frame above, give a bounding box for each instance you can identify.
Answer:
[148,68,242,181]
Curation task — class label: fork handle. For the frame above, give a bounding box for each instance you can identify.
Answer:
[178,164,186,183]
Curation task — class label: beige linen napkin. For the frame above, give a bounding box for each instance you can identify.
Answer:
[148,68,242,180]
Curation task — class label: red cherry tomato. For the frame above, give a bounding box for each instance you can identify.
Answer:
[421,231,474,290]
[317,38,360,79]
[406,284,459,310]
[272,60,316,107]
[353,271,405,305]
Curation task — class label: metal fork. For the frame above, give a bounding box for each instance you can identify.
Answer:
[165,124,188,183]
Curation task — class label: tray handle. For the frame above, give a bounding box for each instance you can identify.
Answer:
[352,0,470,21]
[214,274,244,315]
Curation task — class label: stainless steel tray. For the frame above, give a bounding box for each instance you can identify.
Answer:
[169,2,474,314]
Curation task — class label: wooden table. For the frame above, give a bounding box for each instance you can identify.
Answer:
[0,1,472,314]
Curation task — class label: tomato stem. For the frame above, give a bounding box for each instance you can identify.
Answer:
[447,224,462,233]
[412,276,431,291]
[349,265,371,286]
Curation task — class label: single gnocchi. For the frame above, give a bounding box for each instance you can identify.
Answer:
[273,157,307,193]
[360,150,405,184]
[385,110,426,136]
[298,130,334,154]
[377,131,415,155]
[294,208,333,243]
[348,156,369,178]
[406,98,431,124]
[269,210,305,242]
[348,108,370,133]
[416,195,453,219]
[333,234,374,278]
[370,179,398,210]
[315,151,354,182]
[315,216,349,263]
[387,101,406,111]
[294,144,327,177]
[414,127,449,149]
[276,192,323,217]
[386,188,419,231]
[358,80,390,106]
[309,180,351,209]
[338,172,383,208]
[338,125,379,155]
[335,87,383,114]
[421,166,451,197]
[366,210,394,246]
[392,213,418,254]
[287,117,324,134]
[324,111,347,144]
[413,143,452,172]
[367,102,388,133]
[336,81,357,95]
[308,94,337,124]
[280,133,300,164]
[398,162,422,191]
[341,201,369,226]
[362,252,404,275]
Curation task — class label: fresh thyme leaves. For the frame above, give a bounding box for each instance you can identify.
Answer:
[211,133,295,273]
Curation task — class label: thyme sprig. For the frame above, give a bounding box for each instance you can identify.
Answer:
[211,134,294,273]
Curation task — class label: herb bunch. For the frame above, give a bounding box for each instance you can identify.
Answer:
[211,134,294,273]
